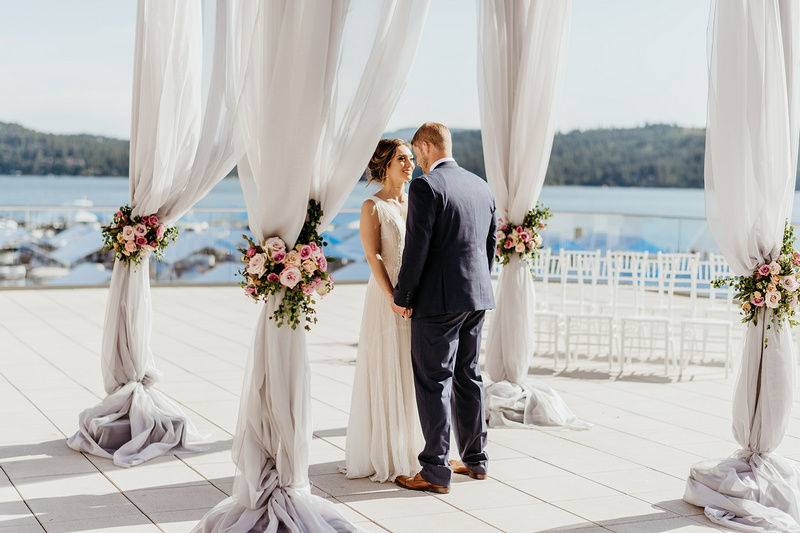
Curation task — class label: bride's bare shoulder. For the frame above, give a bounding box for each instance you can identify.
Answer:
[360,198,380,221]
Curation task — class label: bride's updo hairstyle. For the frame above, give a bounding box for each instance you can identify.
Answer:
[367,138,410,184]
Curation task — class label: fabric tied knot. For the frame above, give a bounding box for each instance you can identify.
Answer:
[134,371,160,389]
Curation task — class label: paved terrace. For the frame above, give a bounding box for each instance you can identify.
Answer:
[0,284,791,532]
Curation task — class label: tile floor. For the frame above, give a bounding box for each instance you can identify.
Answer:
[0,284,788,532]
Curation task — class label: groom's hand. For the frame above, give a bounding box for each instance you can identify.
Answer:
[392,302,413,319]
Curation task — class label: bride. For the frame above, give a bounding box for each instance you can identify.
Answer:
[343,138,422,482]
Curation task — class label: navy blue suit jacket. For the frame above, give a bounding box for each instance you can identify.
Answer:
[393,160,497,318]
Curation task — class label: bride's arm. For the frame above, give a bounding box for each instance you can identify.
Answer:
[360,200,394,302]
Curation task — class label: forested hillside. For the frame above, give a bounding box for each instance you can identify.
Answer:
[2,122,712,188]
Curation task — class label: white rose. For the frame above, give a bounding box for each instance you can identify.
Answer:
[279,266,301,289]
[285,250,301,267]
[780,275,799,293]
[122,226,135,241]
[765,290,782,309]
[514,243,525,253]
[264,236,286,253]
[316,279,332,296]
[302,259,317,274]
[246,253,267,277]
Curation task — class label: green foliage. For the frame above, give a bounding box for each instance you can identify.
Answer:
[0,122,128,176]
[544,124,707,187]
[390,124,709,188]
[9,122,791,189]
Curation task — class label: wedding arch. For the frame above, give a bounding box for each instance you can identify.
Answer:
[66,0,800,531]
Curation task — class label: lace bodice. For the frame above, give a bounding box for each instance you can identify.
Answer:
[368,195,406,283]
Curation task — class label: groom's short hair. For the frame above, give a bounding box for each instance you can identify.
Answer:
[411,122,452,153]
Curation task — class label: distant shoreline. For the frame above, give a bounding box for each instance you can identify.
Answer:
[1,122,709,187]
[0,174,708,189]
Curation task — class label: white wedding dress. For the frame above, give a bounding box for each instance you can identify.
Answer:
[344,195,422,482]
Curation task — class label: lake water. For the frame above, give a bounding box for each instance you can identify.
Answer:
[0,174,712,217]
[2,174,799,258]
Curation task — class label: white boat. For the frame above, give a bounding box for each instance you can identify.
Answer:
[28,265,70,281]
[0,265,26,280]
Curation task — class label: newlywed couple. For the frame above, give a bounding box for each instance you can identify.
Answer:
[344,122,497,494]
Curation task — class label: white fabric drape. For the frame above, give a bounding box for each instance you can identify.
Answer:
[68,0,250,467]
[684,1,800,530]
[192,2,428,531]
[478,0,587,430]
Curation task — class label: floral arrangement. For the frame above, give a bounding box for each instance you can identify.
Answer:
[495,203,552,266]
[101,205,178,264]
[239,200,333,330]
[712,223,800,337]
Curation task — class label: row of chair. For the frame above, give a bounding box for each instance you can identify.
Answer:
[518,250,739,378]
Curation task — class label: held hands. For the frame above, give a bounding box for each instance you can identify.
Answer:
[391,302,413,320]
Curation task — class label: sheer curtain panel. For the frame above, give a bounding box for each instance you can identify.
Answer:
[478,0,587,429]
[67,0,250,467]
[684,1,800,530]
[192,1,428,531]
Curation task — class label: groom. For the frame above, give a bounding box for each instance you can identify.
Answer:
[393,122,497,494]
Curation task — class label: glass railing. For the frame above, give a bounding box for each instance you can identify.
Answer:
[0,205,784,287]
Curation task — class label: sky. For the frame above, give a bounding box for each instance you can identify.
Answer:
[0,0,711,139]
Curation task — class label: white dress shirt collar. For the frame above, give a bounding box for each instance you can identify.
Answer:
[429,157,456,173]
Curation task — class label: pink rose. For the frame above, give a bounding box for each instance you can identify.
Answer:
[124,241,137,253]
[149,214,159,225]
[757,264,772,277]
[515,226,524,233]
[245,285,257,296]
[793,251,800,266]
[299,245,313,260]
[500,224,510,233]
[309,242,321,258]
[267,272,280,283]
[246,247,257,258]
[318,255,328,272]
[519,230,531,243]
[115,210,123,218]
[751,292,765,307]
[156,224,166,240]
[769,261,781,275]
[301,283,314,295]
[149,241,157,248]
[136,236,147,246]
[504,239,514,250]
[279,266,301,289]
[122,226,135,241]
[272,250,286,263]
[515,243,525,253]
[134,224,147,237]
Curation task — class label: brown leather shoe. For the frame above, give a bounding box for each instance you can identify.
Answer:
[395,473,450,494]
[449,459,487,480]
